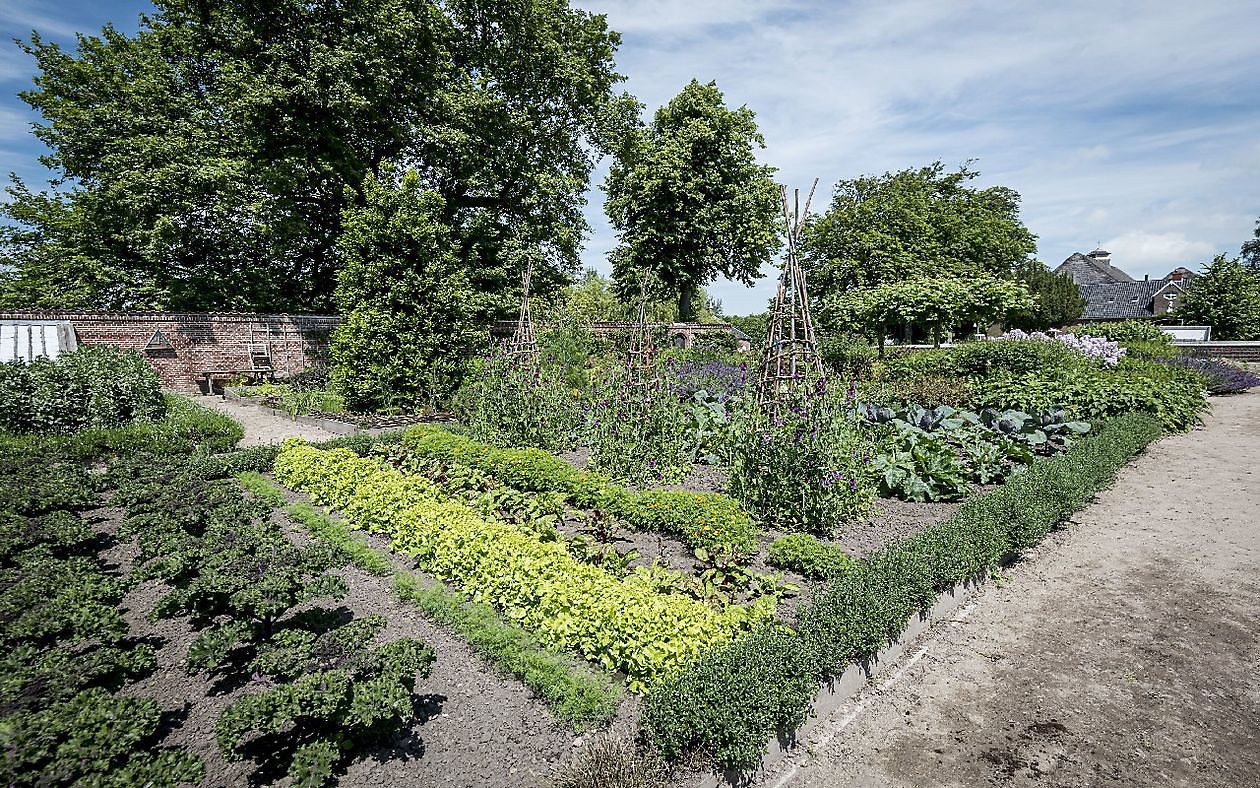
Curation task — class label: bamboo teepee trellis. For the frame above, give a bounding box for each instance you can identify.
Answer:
[508,259,539,361]
[757,179,825,408]
[625,271,657,384]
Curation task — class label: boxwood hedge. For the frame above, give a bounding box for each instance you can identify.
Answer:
[644,411,1163,769]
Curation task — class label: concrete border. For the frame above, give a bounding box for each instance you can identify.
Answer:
[696,574,990,788]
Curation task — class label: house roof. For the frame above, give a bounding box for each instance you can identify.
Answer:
[1054,252,1136,286]
[1078,280,1168,320]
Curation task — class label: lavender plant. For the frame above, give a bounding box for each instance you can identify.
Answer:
[1161,356,1260,395]
[661,359,750,401]
[727,382,877,535]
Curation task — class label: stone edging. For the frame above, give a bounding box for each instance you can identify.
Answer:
[697,574,989,788]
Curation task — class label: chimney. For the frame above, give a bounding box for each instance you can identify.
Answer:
[1144,274,1149,281]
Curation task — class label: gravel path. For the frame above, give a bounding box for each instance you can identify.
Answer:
[197,395,340,446]
[766,392,1260,788]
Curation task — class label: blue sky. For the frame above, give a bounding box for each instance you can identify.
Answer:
[4,0,1258,314]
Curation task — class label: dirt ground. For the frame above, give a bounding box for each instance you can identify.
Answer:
[197,395,340,446]
[97,495,623,788]
[764,391,1260,788]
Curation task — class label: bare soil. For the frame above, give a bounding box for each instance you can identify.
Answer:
[93,492,626,788]
[765,392,1260,788]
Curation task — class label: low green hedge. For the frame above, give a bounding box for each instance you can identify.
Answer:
[767,534,854,579]
[644,411,1163,769]
[401,427,758,552]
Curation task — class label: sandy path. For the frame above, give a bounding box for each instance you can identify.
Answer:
[196,394,340,446]
[767,392,1260,788]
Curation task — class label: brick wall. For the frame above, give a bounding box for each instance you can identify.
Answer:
[1176,342,1260,362]
[0,311,339,392]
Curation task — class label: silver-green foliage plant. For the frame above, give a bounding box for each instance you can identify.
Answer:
[860,404,1090,501]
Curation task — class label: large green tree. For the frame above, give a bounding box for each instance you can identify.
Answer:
[604,80,781,322]
[0,0,627,313]
[1008,262,1086,331]
[1175,254,1260,340]
[800,162,1037,303]
[329,169,484,411]
[1241,217,1260,271]
[824,275,1034,351]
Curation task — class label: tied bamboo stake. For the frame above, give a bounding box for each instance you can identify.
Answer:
[509,258,539,361]
[758,179,824,412]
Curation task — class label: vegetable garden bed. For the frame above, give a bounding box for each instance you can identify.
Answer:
[4,329,1251,787]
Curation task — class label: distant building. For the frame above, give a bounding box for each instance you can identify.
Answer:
[1053,249,1194,322]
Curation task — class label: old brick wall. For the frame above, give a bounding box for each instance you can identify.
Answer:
[0,311,339,392]
[1177,342,1260,362]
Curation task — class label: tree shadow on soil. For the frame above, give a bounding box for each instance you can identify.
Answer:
[238,692,447,787]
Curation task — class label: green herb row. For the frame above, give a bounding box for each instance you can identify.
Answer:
[274,442,770,691]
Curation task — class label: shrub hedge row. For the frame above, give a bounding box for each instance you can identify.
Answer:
[273,443,768,691]
[644,411,1163,769]
[400,426,758,552]
[0,347,165,434]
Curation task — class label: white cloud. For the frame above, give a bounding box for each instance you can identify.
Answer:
[0,1,83,40]
[575,0,1260,313]
[1100,231,1218,277]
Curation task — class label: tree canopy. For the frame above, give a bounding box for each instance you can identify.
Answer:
[1008,262,1086,331]
[1241,217,1260,271]
[824,275,1034,349]
[0,0,628,314]
[1174,254,1260,340]
[800,162,1038,299]
[604,80,781,322]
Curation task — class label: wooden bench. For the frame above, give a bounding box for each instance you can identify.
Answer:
[201,368,274,394]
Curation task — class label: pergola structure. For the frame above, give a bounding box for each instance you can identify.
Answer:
[757,179,825,409]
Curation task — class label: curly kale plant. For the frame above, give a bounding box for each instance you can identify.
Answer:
[217,615,435,788]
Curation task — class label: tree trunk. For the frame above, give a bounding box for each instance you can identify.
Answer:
[678,286,697,322]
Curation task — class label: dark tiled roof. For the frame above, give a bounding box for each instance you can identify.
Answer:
[1054,252,1137,286]
[1079,280,1167,320]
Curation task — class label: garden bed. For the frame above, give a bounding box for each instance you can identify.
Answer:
[98,496,596,788]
